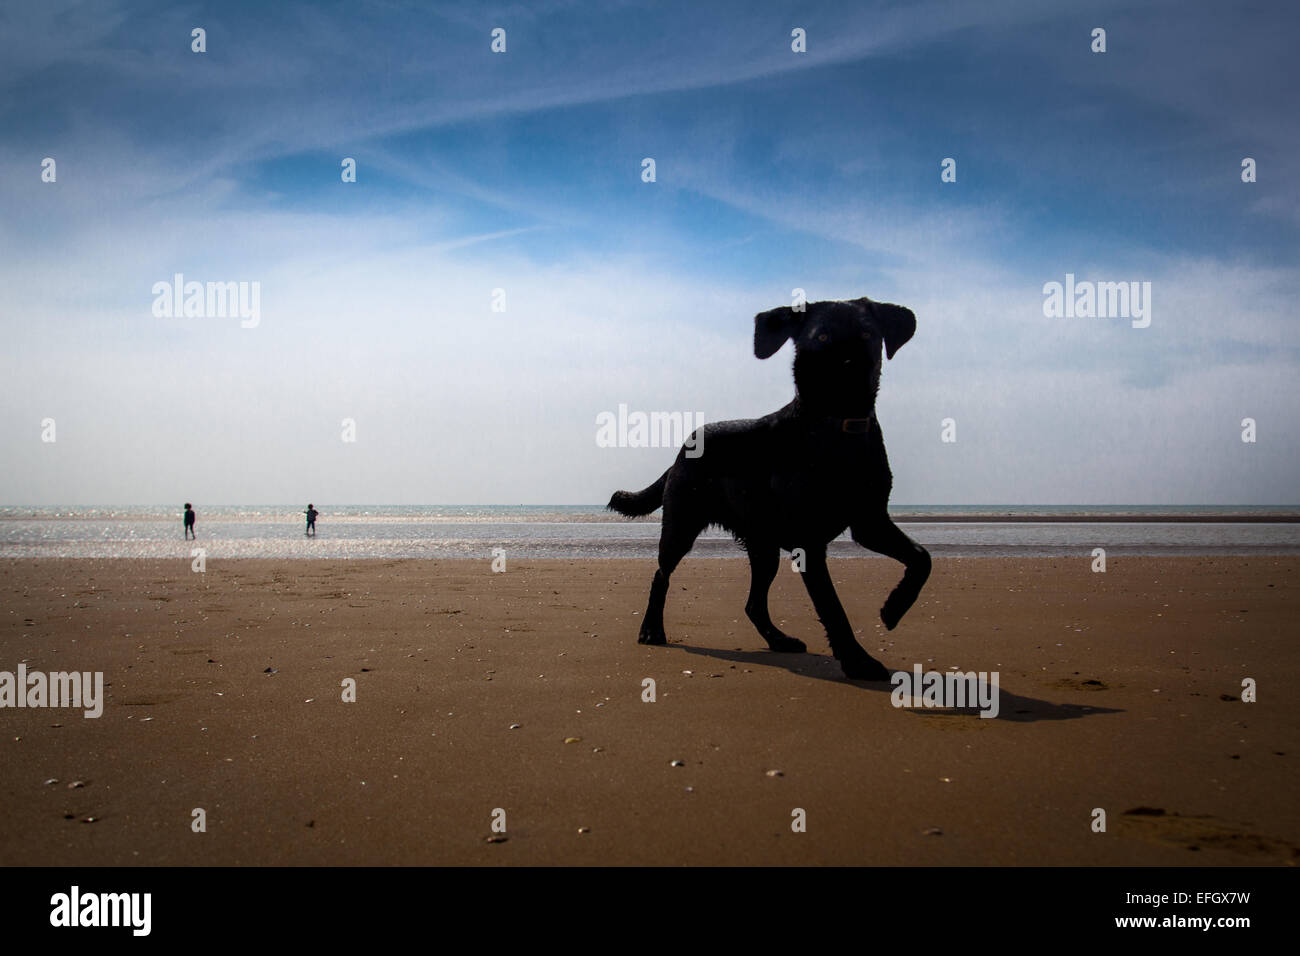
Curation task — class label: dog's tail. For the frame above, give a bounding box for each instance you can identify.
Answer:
[607,470,668,517]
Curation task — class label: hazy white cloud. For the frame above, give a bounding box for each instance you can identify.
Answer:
[1,0,1295,505]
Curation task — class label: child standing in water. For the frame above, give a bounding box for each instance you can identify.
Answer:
[305,504,319,536]
[183,503,196,539]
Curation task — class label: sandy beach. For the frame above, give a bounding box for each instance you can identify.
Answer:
[0,556,1295,866]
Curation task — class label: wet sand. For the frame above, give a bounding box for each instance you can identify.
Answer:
[0,556,1296,865]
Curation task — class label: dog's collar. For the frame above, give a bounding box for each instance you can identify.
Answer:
[794,401,875,434]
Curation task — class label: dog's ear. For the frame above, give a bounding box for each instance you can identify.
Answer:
[753,306,804,359]
[858,299,916,360]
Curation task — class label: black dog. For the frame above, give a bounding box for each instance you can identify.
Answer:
[608,296,930,680]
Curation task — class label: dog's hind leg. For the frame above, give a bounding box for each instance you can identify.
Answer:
[798,548,890,680]
[850,516,931,630]
[744,543,806,653]
[638,508,707,646]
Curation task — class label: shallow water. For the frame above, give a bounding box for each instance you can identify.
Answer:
[1,506,1297,559]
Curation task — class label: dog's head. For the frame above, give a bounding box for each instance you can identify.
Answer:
[753,296,916,413]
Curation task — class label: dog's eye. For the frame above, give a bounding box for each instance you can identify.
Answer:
[817,333,828,342]
[861,332,870,340]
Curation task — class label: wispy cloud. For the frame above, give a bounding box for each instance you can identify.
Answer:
[0,0,1295,504]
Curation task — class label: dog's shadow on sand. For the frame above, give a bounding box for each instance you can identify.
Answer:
[673,645,1122,723]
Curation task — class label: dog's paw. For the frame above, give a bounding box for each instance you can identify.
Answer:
[880,597,906,631]
[637,627,667,646]
[767,635,807,653]
[839,653,891,682]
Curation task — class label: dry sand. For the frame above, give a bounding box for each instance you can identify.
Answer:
[0,556,1295,866]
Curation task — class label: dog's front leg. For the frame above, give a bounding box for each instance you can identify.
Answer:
[799,549,890,680]
[850,516,931,629]
[744,543,807,652]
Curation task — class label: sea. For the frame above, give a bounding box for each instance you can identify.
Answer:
[1,505,1298,559]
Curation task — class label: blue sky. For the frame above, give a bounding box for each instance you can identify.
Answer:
[1,0,1296,504]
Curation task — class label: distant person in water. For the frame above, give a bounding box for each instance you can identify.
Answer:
[305,504,319,536]
[183,503,196,539]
